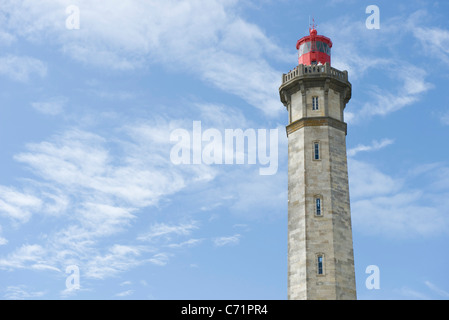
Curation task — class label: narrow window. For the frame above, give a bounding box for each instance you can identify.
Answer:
[316,197,322,216]
[317,255,324,275]
[314,142,320,160]
[312,96,319,110]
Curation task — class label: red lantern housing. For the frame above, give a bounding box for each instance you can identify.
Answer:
[296,27,332,66]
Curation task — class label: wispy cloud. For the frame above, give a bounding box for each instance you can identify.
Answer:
[4,285,46,300]
[397,286,429,300]
[322,14,433,124]
[213,234,241,247]
[349,160,449,237]
[138,222,199,242]
[441,111,449,126]
[1,0,286,116]
[424,281,449,299]
[0,54,46,82]
[0,186,42,222]
[147,253,171,267]
[348,138,394,157]
[12,126,196,213]
[0,30,16,46]
[0,244,46,270]
[408,10,449,66]
[348,65,433,123]
[115,290,134,297]
[0,96,276,284]
[31,97,67,116]
[167,238,204,249]
[0,115,216,280]
[83,245,145,279]
[397,281,449,300]
[77,203,136,237]
[413,27,449,64]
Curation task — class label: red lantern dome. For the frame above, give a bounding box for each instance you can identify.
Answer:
[296,26,332,66]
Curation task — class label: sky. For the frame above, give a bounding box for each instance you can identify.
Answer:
[0,0,449,300]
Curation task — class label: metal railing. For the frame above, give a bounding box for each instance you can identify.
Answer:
[282,63,348,84]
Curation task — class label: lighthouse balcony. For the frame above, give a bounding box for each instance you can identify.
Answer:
[282,63,348,85]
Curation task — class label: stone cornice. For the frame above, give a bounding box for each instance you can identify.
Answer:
[286,117,348,136]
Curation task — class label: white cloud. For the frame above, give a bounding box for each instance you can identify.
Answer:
[83,244,144,279]
[352,192,446,237]
[441,111,449,126]
[39,188,70,216]
[0,55,46,82]
[140,280,148,287]
[349,160,449,237]
[321,16,391,79]
[138,222,199,242]
[348,138,394,157]
[424,281,449,299]
[0,225,7,246]
[0,98,273,280]
[322,14,433,124]
[13,127,195,208]
[0,30,16,46]
[411,23,449,65]
[115,290,134,297]
[349,159,401,199]
[14,130,109,186]
[0,244,46,270]
[31,97,67,116]
[0,114,218,278]
[397,286,429,300]
[0,186,43,222]
[1,0,285,116]
[356,65,432,121]
[344,63,433,124]
[4,285,46,300]
[200,166,287,220]
[213,234,241,247]
[148,252,171,266]
[167,238,204,249]
[30,264,61,272]
[77,203,136,237]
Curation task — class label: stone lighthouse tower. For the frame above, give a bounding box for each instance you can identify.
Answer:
[279,25,356,300]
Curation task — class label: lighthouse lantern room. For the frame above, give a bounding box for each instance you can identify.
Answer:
[296,24,332,66]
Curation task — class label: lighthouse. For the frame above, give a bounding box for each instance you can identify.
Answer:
[279,25,356,300]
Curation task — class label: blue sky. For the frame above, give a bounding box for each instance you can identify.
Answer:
[0,0,449,300]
